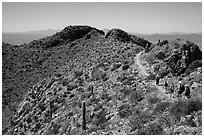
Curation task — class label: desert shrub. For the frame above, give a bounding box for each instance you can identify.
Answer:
[74,70,83,78]
[154,101,171,114]
[93,108,107,126]
[170,98,202,120]
[137,122,163,135]
[111,63,122,71]
[130,87,144,104]
[145,85,158,93]
[117,75,128,82]
[100,92,111,101]
[55,73,62,77]
[159,40,169,46]
[122,76,135,85]
[101,73,109,81]
[120,86,132,96]
[129,115,143,130]
[118,104,132,118]
[156,52,166,60]
[169,100,189,120]
[186,98,202,114]
[76,77,84,86]
[147,95,161,104]
[61,79,69,87]
[66,83,77,91]
[158,69,169,78]
[91,68,104,81]
[145,54,157,65]
[122,64,130,70]
[84,74,90,81]
[146,73,156,80]
[129,110,151,131]
[185,60,202,75]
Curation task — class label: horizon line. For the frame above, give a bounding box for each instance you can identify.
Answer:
[2,29,202,35]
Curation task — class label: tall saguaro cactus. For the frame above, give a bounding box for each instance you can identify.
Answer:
[91,85,94,95]
[82,101,86,131]
[49,99,52,121]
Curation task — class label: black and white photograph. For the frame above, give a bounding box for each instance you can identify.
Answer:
[1,1,202,135]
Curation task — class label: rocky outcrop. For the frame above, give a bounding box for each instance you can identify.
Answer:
[165,41,202,76]
[105,29,151,48]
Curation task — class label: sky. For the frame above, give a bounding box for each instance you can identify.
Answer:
[2,2,202,34]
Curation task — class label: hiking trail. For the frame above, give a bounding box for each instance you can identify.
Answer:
[134,50,171,100]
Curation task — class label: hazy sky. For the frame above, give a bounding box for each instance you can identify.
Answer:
[2,2,202,34]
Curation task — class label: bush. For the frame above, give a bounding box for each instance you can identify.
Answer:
[111,63,122,71]
[61,79,69,87]
[154,101,171,114]
[185,60,202,75]
[156,52,166,60]
[122,64,130,70]
[93,109,107,126]
[101,73,109,81]
[117,75,128,82]
[145,54,157,65]
[120,87,132,96]
[130,87,144,104]
[169,98,202,120]
[122,76,135,85]
[159,40,169,46]
[186,98,202,114]
[129,110,151,131]
[146,73,156,80]
[118,104,132,118]
[74,70,83,78]
[91,68,104,80]
[137,122,163,135]
[158,69,169,78]
[147,95,161,104]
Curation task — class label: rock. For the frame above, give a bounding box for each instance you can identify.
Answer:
[191,82,199,89]
[165,41,202,76]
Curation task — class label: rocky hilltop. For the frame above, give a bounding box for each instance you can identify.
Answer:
[106,28,151,47]
[2,25,202,135]
[28,25,105,49]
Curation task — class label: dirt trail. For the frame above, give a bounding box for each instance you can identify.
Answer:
[135,51,171,100]
[135,51,149,77]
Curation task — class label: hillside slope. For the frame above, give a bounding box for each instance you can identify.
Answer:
[2,25,202,135]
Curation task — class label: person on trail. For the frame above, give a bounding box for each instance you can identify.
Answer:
[155,74,160,85]
[184,84,191,99]
[178,81,185,98]
[164,80,168,92]
[169,83,174,98]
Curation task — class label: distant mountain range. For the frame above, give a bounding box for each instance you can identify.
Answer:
[2,29,202,48]
[2,29,59,45]
[132,33,202,49]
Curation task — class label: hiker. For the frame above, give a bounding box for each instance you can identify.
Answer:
[169,83,174,97]
[184,84,191,99]
[177,81,185,98]
[155,74,160,85]
[164,81,168,92]
[157,39,161,45]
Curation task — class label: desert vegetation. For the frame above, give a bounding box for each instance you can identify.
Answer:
[2,25,202,135]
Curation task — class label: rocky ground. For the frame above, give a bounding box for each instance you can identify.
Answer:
[2,25,202,135]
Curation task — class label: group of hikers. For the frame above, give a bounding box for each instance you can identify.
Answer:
[155,74,191,99]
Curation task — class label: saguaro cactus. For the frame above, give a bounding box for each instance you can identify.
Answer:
[49,100,52,121]
[82,101,86,131]
[91,85,94,95]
